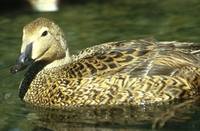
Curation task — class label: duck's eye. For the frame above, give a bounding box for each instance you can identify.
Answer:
[41,31,48,37]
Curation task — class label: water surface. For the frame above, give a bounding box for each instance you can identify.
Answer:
[1,0,200,130]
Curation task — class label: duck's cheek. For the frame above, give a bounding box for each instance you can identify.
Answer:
[31,42,49,60]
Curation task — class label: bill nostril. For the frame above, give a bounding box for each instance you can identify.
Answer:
[18,53,26,63]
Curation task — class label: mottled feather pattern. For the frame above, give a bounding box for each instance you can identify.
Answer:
[22,40,200,108]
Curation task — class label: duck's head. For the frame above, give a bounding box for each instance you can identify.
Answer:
[11,17,69,74]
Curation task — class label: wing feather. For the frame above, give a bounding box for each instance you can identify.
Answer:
[64,40,200,78]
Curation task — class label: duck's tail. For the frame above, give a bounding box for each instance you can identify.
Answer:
[191,49,200,55]
[174,66,200,93]
[160,41,200,52]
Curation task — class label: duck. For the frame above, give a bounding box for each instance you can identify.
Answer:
[27,0,59,12]
[10,17,200,109]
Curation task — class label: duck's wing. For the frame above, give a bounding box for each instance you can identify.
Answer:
[127,41,200,77]
[71,39,155,61]
[67,40,200,78]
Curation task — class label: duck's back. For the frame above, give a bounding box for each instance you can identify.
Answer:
[23,40,200,108]
[68,40,200,77]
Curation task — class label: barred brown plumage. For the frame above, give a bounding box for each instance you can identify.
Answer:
[11,17,200,109]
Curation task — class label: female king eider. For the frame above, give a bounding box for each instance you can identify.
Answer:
[11,17,200,109]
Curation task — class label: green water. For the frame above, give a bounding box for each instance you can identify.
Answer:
[1,0,200,130]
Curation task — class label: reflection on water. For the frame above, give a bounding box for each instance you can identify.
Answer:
[1,0,200,130]
[20,98,200,131]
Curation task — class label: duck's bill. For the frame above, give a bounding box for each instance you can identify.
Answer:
[10,61,28,74]
[10,43,33,74]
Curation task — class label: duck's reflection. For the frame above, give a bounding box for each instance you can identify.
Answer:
[28,97,200,131]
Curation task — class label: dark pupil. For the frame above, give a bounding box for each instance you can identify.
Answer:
[41,31,48,37]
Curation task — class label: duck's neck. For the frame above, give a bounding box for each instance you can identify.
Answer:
[19,50,71,100]
[44,49,71,69]
[19,60,48,100]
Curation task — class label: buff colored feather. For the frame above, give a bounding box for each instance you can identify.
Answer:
[11,18,200,109]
